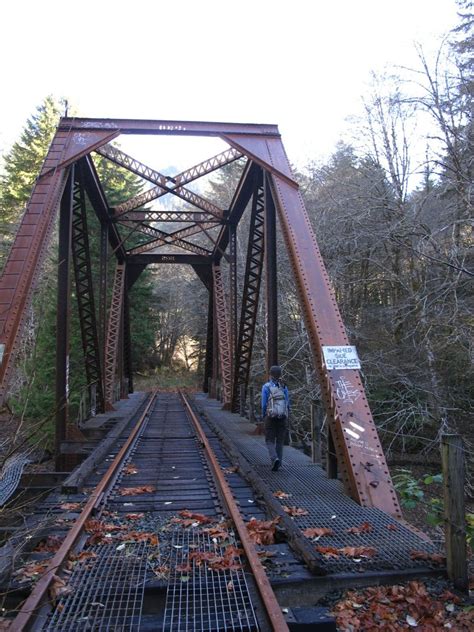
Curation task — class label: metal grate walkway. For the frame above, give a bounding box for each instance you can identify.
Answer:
[197,395,439,575]
[163,528,259,632]
[46,542,148,631]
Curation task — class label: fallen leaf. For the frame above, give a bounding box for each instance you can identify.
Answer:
[14,561,50,582]
[346,522,373,535]
[273,490,291,499]
[409,550,446,564]
[223,466,238,474]
[387,524,398,531]
[202,525,230,540]
[282,505,309,517]
[303,527,334,538]
[339,546,377,558]
[227,581,234,592]
[49,575,72,603]
[72,551,97,563]
[124,531,159,546]
[123,463,138,475]
[246,517,280,545]
[60,502,82,511]
[125,513,145,520]
[34,535,64,553]
[316,545,340,558]
[119,486,155,496]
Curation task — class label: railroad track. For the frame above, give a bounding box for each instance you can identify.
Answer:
[8,390,290,631]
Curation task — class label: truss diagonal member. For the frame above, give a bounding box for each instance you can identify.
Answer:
[231,175,265,412]
[126,227,211,257]
[170,221,219,242]
[95,144,224,217]
[268,164,401,517]
[113,147,242,214]
[126,221,217,255]
[0,132,72,406]
[72,176,105,413]
[212,265,232,406]
[117,210,219,223]
[104,263,125,408]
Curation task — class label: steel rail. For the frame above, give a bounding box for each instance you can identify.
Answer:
[9,390,158,632]
[179,390,290,632]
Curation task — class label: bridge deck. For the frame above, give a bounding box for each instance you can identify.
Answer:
[195,393,440,578]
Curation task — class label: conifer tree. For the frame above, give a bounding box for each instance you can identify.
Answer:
[0,96,62,271]
[0,96,62,222]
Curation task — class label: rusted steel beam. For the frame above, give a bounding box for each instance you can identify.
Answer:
[126,221,218,255]
[127,264,147,289]
[9,391,157,632]
[78,156,125,261]
[212,265,232,406]
[55,169,74,462]
[117,210,219,223]
[180,392,289,631]
[114,147,242,214]
[228,225,237,373]
[265,151,401,516]
[192,264,212,292]
[264,171,278,372]
[213,160,260,262]
[123,289,133,395]
[231,170,265,412]
[104,263,125,408]
[0,135,71,405]
[203,285,214,392]
[59,117,280,137]
[99,221,108,367]
[169,221,219,243]
[96,144,223,217]
[72,170,105,414]
[127,254,212,265]
[126,226,212,257]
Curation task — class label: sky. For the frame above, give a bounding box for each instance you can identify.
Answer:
[0,0,459,172]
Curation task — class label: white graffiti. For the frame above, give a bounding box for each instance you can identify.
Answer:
[336,376,361,404]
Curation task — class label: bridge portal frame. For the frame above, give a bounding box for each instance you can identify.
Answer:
[0,117,401,517]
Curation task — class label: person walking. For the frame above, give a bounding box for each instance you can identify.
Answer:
[261,366,290,471]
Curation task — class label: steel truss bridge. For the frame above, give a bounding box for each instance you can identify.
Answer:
[0,117,400,519]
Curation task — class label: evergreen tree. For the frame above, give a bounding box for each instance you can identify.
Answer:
[0,98,160,436]
[0,96,62,271]
[0,96,62,222]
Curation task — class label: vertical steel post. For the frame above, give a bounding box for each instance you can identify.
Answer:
[229,224,237,371]
[99,221,108,368]
[55,167,74,464]
[264,172,278,372]
[123,282,133,396]
[311,400,323,464]
[230,168,265,412]
[248,385,255,422]
[327,428,338,479]
[203,285,214,392]
[71,170,105,414]
[212,264,232,406]
[239,384,246,417]
[104,264,125,408]
[118,289,125,399]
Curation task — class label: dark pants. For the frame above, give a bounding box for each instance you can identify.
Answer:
[265,416,288,463]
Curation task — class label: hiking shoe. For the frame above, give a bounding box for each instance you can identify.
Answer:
[272,458,281,471]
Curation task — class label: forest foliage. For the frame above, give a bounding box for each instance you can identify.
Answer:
[0,3,472,460]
